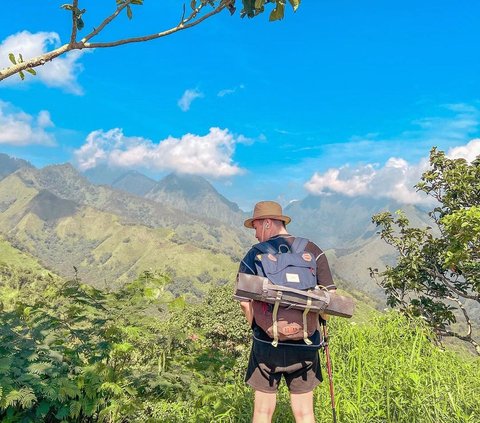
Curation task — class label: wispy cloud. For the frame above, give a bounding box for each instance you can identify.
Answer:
[0,31,87,94]
[74,127,245,178]
[177,88,204,111]
[217,84,244,97]
[0,100,56,146]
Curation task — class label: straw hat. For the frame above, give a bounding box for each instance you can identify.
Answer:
[244,201,291,228]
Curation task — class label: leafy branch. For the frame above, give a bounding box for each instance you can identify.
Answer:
[0,0,300,82]
[371,147,480,355]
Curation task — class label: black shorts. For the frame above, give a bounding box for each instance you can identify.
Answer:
[245,330,323,394]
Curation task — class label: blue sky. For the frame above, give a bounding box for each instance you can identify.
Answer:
[1,0,479,209]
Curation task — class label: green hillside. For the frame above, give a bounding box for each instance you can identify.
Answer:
[0,266,478,422]
[0,170,250,289]
[0,236,47,273]
[1,201,238,290]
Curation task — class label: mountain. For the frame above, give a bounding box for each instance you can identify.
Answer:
[83,164,129,186]
[0,235,49,273]
[0,153,33,180]
[84,165,158,197]
[0,162,254,288]
[286,193,434,302]
[285,194,432,250]
[111,171,158,196]
[84,167,248,226]
[145,173,248,226]
[0,153,439,305]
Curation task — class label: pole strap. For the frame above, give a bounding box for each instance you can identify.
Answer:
[302,295,313,345]
[271,291,282,347]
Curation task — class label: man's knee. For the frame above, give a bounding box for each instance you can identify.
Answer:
[290,391,315,421]
[253,390,277,420]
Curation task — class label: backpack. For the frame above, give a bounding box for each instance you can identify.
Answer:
[251,237,322,347]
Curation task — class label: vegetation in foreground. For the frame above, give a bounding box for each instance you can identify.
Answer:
[372,148,480,354]
[0,264,479,422]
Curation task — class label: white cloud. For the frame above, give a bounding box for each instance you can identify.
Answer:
[0,31,86,94]
[305,136,480,204]
[447,138,480,162]
[177,88,203,111]
[305,154,432,204]
[74,127,244,177]
[0,100,56,146]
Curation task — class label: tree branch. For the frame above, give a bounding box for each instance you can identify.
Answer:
[84,2,226,49]
[431,266,480,302]
[70,0,80,45]
[80,1,131,44]
[445,295,472,338]
[0,0,227,82]
[0,44,72,81]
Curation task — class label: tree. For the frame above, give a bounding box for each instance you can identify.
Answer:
[0,0,301,82]
[370,147,480,354]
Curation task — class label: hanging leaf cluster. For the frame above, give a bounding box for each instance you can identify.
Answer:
[241,0,301,21]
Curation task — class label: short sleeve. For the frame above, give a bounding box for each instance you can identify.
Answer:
[238,248,257,275]
[306,241,336,290]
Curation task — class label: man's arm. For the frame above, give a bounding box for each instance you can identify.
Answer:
[240,300,253,325]
[238,249,256,326]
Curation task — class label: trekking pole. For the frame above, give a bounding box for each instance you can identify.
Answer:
[321,319,337,423]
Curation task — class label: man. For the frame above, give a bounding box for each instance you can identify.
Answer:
[239,201,336,423]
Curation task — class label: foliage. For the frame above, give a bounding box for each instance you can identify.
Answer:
[0,0,301,83]
[1,262,479,421]
[371,147,480,354]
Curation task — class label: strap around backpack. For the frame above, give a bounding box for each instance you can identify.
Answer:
[290,237,309,253]
[253,241,277,255]
[253,237,309,255]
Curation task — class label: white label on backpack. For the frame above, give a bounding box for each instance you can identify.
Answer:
[286,273,300,283]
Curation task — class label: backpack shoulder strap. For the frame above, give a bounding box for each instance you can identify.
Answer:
[291,237,309,253]
[253,241,277,255]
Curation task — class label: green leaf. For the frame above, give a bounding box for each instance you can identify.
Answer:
[288,0,300,12]
[36,400,51,418]
[61,4,74,11]
[55,405,69,419]
[126,4,133,19]
[241,0,255,18]
[18,53,24,63]
[269,1,285,21]
[19,70,25,80]
[76,16,84,30]
[26,68,37,75]
[255,0,264,9]
[8,53,16,64]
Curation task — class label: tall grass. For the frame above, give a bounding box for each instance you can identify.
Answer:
[313,312,480,423]
[144,312,480,423]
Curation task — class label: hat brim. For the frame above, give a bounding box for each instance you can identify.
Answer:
[244,215,291,229]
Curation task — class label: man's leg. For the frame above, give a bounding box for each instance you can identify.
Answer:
[290,391,315,423]
[252,390,277,423]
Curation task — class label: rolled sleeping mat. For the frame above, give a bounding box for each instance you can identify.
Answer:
[234,273,355,318]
